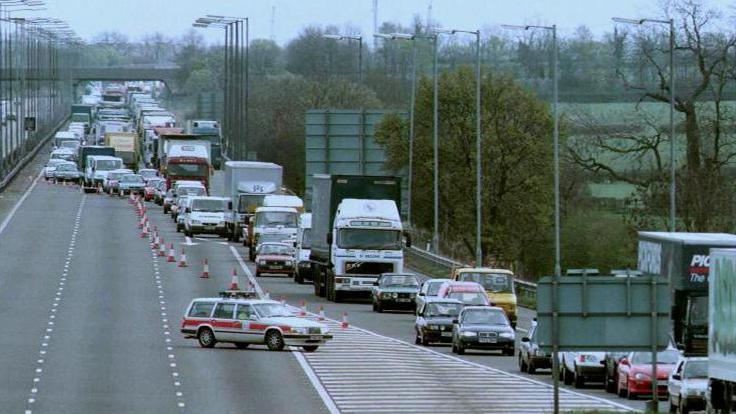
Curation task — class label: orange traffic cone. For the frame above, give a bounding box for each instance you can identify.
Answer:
[178,246,188,267]
[341,312,349,329]
[318,305,326,321]
[229,269,239,290]
[140,224,149,238]
[138,216,144,229]
[167,243,176,262]
[152,233,160,249]
[201,258,210,279]
[299,300,307,316]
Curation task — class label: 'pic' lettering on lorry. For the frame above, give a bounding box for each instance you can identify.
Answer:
[689,255,709,284]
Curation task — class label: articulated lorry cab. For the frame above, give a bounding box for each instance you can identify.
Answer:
[186,120,222,170]
[707,248,736,412]
[244,194,304,260]
[637,232,736,355]
[223,161,283,243]
[310,175,407,302]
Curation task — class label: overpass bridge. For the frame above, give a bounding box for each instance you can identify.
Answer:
[71,64,182,93]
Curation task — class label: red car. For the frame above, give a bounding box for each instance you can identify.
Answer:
[255,242,295,277]
[143,178,165,202]
[617,349,680,399]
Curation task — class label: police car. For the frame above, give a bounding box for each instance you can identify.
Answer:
[181,297,332,352]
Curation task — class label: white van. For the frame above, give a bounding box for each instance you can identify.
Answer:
[294,213,312,284]
[85,155,123,186]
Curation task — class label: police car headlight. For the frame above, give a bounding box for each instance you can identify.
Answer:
[292,327,308,334]
[461,331,477,337]
[500,331,515,339]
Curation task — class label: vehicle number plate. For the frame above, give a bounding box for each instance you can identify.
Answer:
[309,335,321,340]
[479,338,497,343]
[441,332,452,337]
[396,298,410,303]
[270,266,282,270]
[352,280,360,286]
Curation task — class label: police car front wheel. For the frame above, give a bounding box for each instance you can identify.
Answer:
[265,330,285,351]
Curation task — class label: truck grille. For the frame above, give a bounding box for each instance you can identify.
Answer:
[344,262,394,275]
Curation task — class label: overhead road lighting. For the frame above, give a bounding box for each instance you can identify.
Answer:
[322,33,363,84]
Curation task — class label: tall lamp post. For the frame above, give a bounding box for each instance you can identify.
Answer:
[322,34,363,84]
[502,22,560,413]
[612,17,676,233]
[373,32,433,229]
[433,27,482,266]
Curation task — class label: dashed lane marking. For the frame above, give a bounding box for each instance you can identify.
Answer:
[24,195,86,414]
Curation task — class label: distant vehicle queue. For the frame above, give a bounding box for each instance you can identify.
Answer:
[47,81,715,412]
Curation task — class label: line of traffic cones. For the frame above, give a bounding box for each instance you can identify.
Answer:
[178,246,188,267]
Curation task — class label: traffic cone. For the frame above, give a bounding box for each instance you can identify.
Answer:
[138,216,144,229]
[318,305,326,321]
[152,233,160,249]
[201,258,210,279]
[229,269,239,290]
[159,238,167,257]
[167,243,176,262]
[140,224,149,238]
[341,312,349,329]
[178,246,188,267]
[299,300,307,316]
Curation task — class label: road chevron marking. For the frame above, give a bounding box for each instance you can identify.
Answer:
[228,247,636,414]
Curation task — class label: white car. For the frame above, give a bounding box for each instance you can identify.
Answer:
[416,278,449,314]
[181,298,332,352]
[668,356,707,413]
[559,351,606,388]
[183,196,229,237]
[43,159,67,179]
[53,162,83,182]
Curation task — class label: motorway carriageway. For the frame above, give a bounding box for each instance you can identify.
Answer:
[0,162,645,413]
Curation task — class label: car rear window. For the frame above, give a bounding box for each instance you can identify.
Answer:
[188,302,214,318]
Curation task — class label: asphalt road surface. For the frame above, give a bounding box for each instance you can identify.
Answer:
[0,153,652,413]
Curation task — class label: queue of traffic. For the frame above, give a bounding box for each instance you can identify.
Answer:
[52,82,722,413]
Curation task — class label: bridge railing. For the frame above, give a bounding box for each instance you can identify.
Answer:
[404,246,538,309]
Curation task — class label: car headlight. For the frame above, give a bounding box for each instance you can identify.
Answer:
[460,331,477,337]
[500,331,515,339]
[391,292,398,299]
[257,259,265,265]
[284,260,293,266]
[634,372,651,381]
[292,327,308,334]
[410,293,416,298]
[427,325,440,330]
[381,292,392,299]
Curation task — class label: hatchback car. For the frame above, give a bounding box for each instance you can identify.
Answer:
[518,320,552,374]
[53,162,82,183]
[668,356,707,413]
[451,306,515,355]
[43,159,67,180]
[437,281,490,306]
[118,173,145,195]
[414,298,464,345]
[415,278,448,313]
[617,349,681,399]
[103,169,133,194]
[181,298,332,352]
[372,273,421,313]
[143,178,164,201]
[255,243,295,277]
[560,351,607,388]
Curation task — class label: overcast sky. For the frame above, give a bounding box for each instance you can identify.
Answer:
[36,0,732,45]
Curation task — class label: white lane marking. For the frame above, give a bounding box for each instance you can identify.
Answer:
[293,351,341,414]
[24,195,86,413]
[228,245,264,297]
[0,170,42,237]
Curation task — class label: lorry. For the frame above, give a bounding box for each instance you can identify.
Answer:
[294,213,312,284]
[164,141,211,190]
[243,194,305,260]
[310,175,406,302]
[186,120,223,169]
[71,104,93,127]
[223,161,283,243]
[637,232,736,355]
[706,248,736,412]
[151,127,183,168]
[104,132,139,169]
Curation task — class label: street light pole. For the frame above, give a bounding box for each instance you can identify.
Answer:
[612,16,676,233]
[322,34,363,84]
[431,33,439,253]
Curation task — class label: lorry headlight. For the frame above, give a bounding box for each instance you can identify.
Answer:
[460,331,477,337]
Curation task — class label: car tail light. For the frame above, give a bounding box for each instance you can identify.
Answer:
[579,355,586,363]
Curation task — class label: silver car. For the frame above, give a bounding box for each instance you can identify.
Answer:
[43,159,67,180]
[53,162,82,183]
[416,278,452,314]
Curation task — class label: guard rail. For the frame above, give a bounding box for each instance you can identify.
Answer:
[404,245,537,308]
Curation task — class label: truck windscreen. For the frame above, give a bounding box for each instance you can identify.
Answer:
[689,295,708,326]
[458,273,514,294]
[168,164,208,177]
[95,160,122,170]
[256,212,297,228]
[337,229,401,250]
[238,194,266,214]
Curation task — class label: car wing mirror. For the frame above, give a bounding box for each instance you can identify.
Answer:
[373,282,379,286]
[521,337,530,342]
[671,373,681,380]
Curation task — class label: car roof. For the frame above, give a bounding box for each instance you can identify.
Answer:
[462,305,503,312]
[380,272,416,277]
[175,180,204,187]
[442,281,484,289]
[455,267,514,275]
[188,196,228,201]
[190,298,281,305]
[423,297,464,304]
[259,242,292,248]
